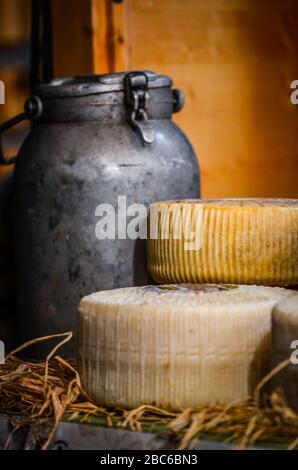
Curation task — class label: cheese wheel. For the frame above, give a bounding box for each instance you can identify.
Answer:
[78,284,293,410]
[272,295,298,411]
[147,198,298,286]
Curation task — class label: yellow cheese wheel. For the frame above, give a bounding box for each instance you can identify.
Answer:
[147,198,298,286]
[78,284,293,410]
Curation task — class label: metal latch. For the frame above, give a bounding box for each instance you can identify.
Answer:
[124,72,154,144]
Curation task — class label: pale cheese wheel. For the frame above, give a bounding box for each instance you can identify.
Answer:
[147,198,298,286]
[78,284,293,410]
[272,295,298,411]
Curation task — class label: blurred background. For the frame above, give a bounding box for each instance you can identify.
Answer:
[0,0,298,197]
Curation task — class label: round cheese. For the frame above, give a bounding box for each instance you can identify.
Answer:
[78,284,293,410]
[147,198,298,286]
[272,295,298,411]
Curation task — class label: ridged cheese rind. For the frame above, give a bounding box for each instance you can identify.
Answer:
[147,199,298,286]
[272,295,298,411]
[78,284,293,410]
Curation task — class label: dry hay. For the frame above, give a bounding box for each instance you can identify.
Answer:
[0,333,297,450]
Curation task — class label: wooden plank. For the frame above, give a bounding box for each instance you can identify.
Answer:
[52,0,95,76]
[52,0,117,76]
[124,0,298,198]
[110,0,131,72]
[91,0,114,74]
[0,0,30,46]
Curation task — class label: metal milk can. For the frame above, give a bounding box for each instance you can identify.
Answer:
[0,71,200,356]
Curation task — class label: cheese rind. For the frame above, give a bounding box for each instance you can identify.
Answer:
[78,284,293,410]
[272,295,298,411]
[147,199,298,286]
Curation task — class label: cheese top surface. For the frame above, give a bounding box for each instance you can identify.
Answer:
[80,284,291,308]
[151,198,298,209]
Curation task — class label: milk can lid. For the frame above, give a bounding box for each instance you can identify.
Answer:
[35,71,172,98]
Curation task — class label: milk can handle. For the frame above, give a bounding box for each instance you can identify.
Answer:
[0,96,43,165]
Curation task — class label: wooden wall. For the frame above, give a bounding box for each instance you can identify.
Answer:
[1,0,298,198]
[0,0,30,181]
[121,0,298,198]
[52,0,298,199]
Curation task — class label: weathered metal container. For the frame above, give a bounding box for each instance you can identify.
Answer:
[0,71,200,356]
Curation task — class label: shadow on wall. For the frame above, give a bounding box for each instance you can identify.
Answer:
[0,173,18,351]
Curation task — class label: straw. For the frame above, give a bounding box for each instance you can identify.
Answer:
[0,333,297,450]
